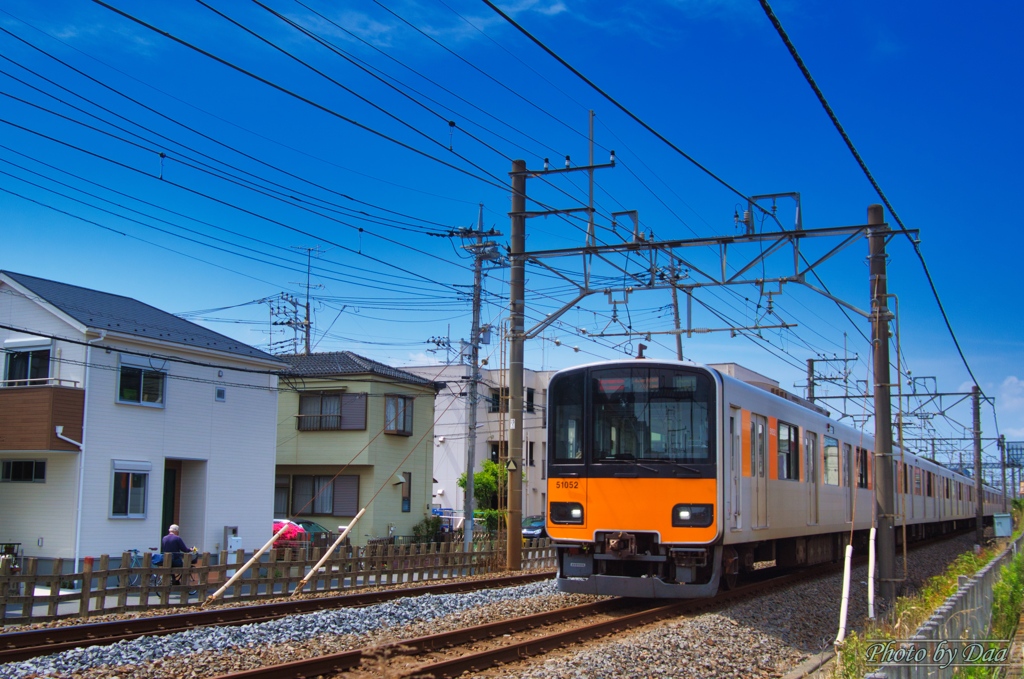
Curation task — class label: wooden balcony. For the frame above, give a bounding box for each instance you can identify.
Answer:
[0,384,84,451]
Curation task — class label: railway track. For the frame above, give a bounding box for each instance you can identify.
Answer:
[203,566,831,679]
[0,572,553,664]
[0,530,974,677]
[197,533,971,679]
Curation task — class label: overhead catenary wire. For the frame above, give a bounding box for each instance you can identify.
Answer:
[755,0,982,396]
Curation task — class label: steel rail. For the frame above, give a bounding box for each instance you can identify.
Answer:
[205,568,823,679]
[0,571,553,663]
[203,532,973,679]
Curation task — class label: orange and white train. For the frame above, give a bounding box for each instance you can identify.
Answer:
[545,359,1000,598]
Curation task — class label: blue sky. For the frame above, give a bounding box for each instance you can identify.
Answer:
[1,1,1021,469]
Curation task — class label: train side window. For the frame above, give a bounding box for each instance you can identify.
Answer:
[777,421,799,481]
[857,448,869,489]
[823,436,840,485]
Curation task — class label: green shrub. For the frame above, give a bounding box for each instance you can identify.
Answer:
[412,516,443,543]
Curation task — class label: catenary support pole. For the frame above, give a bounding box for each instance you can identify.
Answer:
[973,385,983,545]
[869,203,896,606]
[807,358,815,403]
[507,159,526,570]
[999,434,1007,512]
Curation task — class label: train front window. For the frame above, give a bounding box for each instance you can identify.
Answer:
[551,371,585,462]
[592,367,714,464]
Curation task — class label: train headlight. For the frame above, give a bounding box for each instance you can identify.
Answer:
[672,504,713,527]
[550,502,585,524]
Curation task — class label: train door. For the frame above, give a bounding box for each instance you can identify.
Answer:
[805,431,819,525]
[752,413,768,529]
[843,443,853,523]
[729,406,742,531]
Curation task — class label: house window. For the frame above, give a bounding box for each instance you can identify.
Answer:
[118,362,165,406]
[274,475,289,516]
[297,392,366,431]
[777,421,799,481]
[528,441,534,466]
[526,388,535,413]
[1,460,46,482]
[3,348,51,386]
[385,395,414,435]
[488,387,508,413]
[401,472,411,512]
[292,475,359,516]
[490,441,506,464]
[110,460,151,518]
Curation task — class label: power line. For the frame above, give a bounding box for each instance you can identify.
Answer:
[756,0,982,396]
[90,0,513,194]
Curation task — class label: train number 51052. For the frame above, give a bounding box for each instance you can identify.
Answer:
[554,480,579,489]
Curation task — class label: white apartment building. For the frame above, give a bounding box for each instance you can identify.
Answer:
[405,364,554,521]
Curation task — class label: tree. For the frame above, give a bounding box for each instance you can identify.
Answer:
[457,459,507,510]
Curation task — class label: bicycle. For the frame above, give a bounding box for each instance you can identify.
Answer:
[162,548,200,595]
[125,548,161,587]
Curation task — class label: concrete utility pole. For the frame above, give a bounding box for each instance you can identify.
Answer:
[508,160,527,570]
[459,206,501,550]
[973,386,984,545]
[869,204,896,605]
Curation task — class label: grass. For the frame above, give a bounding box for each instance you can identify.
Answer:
[829,501,1023,679]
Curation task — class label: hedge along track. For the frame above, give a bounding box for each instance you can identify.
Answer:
[0,571,554,663]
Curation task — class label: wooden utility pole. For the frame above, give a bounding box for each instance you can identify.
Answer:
[869,204,896,605]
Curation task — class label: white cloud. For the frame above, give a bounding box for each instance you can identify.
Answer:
[998,376,1024,439]
[401,351,443,366]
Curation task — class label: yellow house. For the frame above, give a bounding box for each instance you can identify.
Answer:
[275,352,439,546]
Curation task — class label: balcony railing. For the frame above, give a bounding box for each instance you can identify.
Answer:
[0,377,80,388]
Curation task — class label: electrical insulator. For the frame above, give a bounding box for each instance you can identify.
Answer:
[565,155,570,168]
[543,158,549,171]
[610,150,616,164]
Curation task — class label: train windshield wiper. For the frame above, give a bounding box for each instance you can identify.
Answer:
[644,457,703,476]
[597,455,661,474]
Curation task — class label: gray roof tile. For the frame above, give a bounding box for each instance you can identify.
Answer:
[281,351,436,387]
[3,271,277,362]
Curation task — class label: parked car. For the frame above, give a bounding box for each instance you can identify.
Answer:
[294,519,333,535]
[522,515,547,539]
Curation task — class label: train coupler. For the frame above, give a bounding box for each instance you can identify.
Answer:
[605,531,637,557]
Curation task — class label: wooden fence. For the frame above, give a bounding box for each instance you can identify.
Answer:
[0,539,555,626]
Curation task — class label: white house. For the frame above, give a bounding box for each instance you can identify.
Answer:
[0,271,284,572]
[404,364,554,521]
